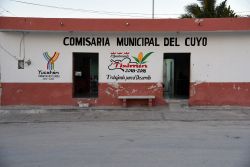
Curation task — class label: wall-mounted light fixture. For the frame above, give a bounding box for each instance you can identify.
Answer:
[25,59,31,66]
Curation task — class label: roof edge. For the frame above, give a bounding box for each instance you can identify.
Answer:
[0,17,250,32]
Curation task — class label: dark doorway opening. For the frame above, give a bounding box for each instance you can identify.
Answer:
[73,52,98,98]
[163,53,190,99]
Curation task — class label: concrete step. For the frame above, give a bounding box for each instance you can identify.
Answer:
[166,99,189,111]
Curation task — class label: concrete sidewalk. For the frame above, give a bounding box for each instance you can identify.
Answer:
[1,104,250,123]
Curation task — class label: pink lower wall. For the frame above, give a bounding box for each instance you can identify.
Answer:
[2,83,74,105]
[189,82,250,106]
[1,83,166,106]
[3,82,250,106]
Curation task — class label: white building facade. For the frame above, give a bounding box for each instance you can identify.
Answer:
[0,17,250,106]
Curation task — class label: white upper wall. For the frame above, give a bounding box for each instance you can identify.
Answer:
[0,31,249,83]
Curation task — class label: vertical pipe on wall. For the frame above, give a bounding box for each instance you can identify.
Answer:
[152,0,155,19]
[19,32,26,61]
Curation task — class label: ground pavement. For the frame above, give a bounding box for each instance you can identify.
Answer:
[1,102,250,123]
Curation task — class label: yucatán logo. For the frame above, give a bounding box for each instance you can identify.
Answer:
[43,51,59,70]
[38,51,60,80]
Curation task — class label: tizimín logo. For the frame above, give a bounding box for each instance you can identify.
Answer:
[108,52,153,71]
[38,51,60,80]
[107,51,153,81]
[43,51,60,70]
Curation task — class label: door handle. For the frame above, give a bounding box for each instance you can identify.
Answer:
[75,71,82,76]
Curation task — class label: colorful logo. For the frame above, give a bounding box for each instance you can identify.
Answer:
[43,51,60,70]
[132,52,153,64]
[108,51,153,72]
